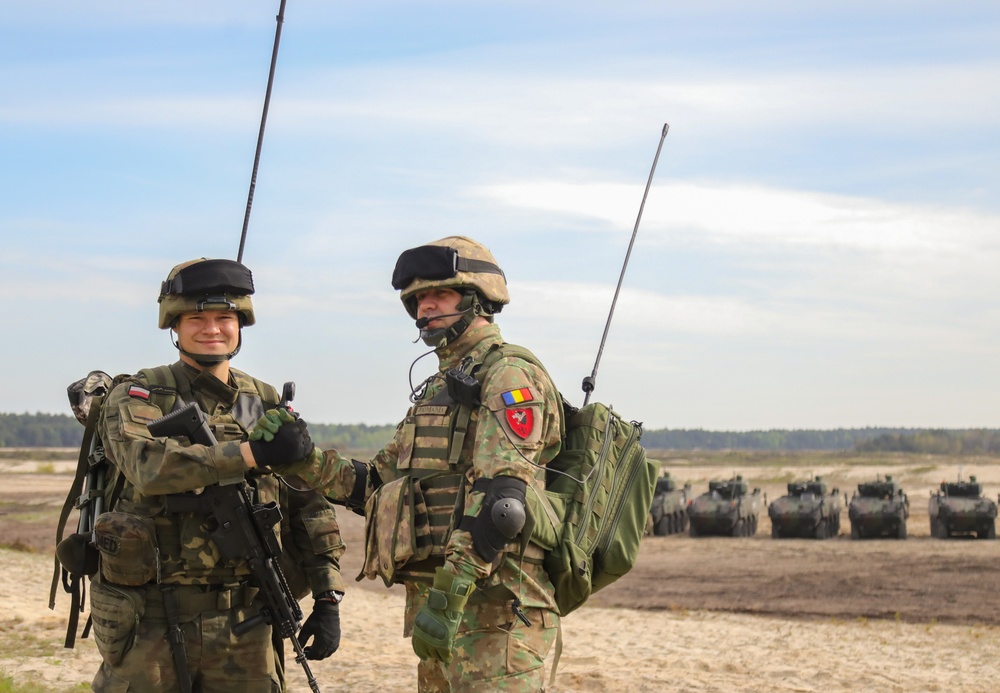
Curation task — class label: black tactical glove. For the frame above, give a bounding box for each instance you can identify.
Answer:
[248,414,315,471]
[297,598,341,660]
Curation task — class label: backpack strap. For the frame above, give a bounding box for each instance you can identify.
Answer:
[138,364,182,413]
[49,394,105,611]
[476,343,566,438]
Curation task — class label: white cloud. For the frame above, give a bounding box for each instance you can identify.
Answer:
[6,61,998,146]
[476,180,999,254]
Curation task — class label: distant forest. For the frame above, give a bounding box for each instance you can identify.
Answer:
[4,412,1000,455]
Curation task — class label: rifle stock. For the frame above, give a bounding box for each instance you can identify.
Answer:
[147,402,321,693]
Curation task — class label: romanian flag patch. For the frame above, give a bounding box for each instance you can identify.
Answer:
[128,385,151,400]
[501,388,533,406]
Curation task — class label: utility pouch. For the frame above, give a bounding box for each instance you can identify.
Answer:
[56,532,100,578]
[94,512,160,586]
[89,581,145,666]
[359,476,432,586]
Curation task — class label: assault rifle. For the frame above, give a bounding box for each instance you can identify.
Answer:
[147,401,321,693]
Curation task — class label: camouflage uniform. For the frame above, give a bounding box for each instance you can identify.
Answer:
[91,360,345,692]
[295,243,563,692]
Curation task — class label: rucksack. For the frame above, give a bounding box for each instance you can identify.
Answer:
[477,344,658,617]
[50,370,121,647]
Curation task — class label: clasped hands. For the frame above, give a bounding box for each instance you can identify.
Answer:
[247,407,318,474]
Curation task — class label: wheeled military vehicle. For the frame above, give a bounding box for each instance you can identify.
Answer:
[929,476,997,539]
[687,475,762,537]
[848,475,909,539]
[768,476,842,539]
[649,471,691,536]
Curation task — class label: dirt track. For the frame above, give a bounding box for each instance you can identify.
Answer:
[3,457,1000,692]
[3,458,999,627]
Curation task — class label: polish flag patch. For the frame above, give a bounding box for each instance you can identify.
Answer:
[128,385,151,400]
[505,407,534,439]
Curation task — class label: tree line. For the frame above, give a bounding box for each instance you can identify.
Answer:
[5,412,1000,454]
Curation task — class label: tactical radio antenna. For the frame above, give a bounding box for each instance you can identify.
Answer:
[237,0,288,263]
[582,123,669,405]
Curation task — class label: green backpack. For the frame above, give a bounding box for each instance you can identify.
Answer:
[477,344,658,617]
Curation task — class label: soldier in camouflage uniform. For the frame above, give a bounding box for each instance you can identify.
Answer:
[258,237,563,691]
[91,258,345,692]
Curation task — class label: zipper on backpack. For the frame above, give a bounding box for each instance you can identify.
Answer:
[575,409,616,546]
[594,421,643,554]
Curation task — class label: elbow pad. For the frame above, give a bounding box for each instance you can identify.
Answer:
[464,476,527,563]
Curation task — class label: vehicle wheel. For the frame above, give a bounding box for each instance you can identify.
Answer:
[978,522,995,540]
[851,523,861,540]
[771,524,781,539]
[897,521,907,540]
[654,515,671,536]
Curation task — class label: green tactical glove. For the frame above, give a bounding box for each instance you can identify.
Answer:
[411,566,476,663]
[249,407,296,443]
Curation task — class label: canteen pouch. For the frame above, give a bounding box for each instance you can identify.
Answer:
[94,511,160,586]
[89,581,145,666]
[359,476,432,586]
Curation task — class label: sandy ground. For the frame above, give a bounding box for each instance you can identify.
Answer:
[2,456,1000,692]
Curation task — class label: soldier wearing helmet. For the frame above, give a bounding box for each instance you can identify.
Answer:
[258,237,564,691]
[92,258,346,692]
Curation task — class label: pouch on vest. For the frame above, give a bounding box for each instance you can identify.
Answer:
[89,581,145,666]
[359,476,432,586]
[94,511,160,586]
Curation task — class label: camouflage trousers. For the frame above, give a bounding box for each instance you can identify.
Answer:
[91,581,280,693]
[407,583,560,692]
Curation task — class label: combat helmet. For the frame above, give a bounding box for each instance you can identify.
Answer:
[391,236,508,347]
[158,258,255,365]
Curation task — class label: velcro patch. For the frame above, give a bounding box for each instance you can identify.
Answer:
[505,408,534,439]
[128,385,151,400]
[501,388,533,406]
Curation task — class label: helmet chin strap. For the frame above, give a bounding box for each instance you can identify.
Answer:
[171,330,243,367]
[415,292,480,348]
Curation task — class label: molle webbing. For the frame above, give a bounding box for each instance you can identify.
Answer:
[409,469,464,554]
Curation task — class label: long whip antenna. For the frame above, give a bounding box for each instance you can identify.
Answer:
[237,0,288,263]
[582,122,669,405]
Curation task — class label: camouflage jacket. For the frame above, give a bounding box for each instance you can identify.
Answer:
[297,322,562,612]
[98,360,345,593]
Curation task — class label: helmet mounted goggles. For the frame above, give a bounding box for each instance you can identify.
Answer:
[391,245,504,291]
[159,259,255,299]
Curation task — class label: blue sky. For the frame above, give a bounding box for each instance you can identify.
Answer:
[3,1,999,430]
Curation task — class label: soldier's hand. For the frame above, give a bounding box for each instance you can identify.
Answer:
[248,415,315,471]
[411,566,475,662]
[249,407,296,443]
[298,599,341,660]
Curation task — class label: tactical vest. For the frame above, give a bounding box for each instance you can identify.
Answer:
[109,362,280,585]
[382,344,549,584]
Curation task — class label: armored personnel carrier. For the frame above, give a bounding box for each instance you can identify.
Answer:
[768,476,842,539]
[929,475,997,539]
[649,471,691,536]
[848,475,909,539]
[687,475,762,537]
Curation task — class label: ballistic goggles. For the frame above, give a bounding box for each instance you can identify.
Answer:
[160,259,255,299]
[391,246,504,290]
